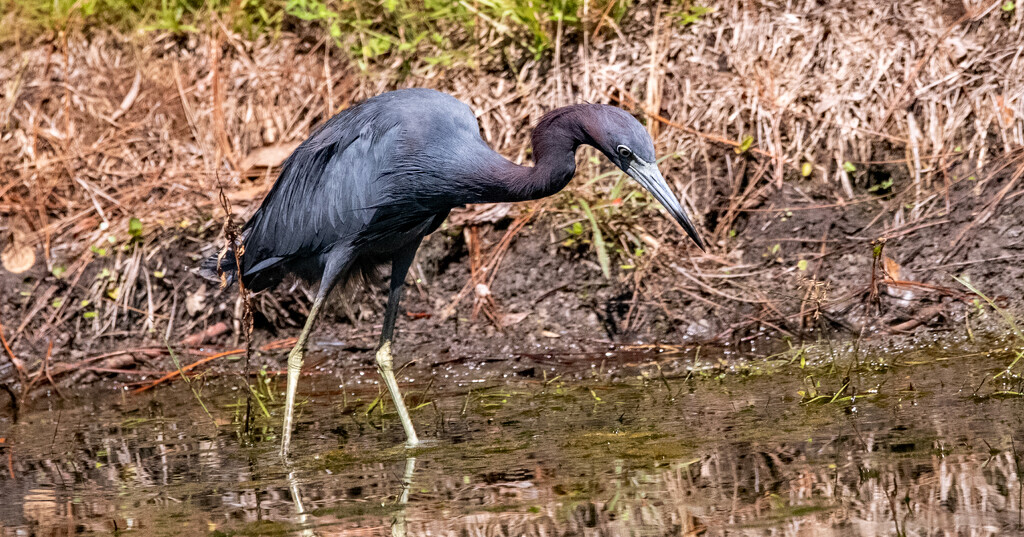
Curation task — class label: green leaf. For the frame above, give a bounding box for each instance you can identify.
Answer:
[734,135,754,154]
[676,5,711,26]
[366,36,392,57]
[90,245,107,257]
[129,217,143,238]
[842,161,857,173]
[797,259,808,271]
[867,178,894,193]
[579,199,611,280]
[51,298,63,308]
[83,311,97,319]
[51,265,67,279]
[801,162,813,177]
[153,270,165,278]
[1002,1,1015,11]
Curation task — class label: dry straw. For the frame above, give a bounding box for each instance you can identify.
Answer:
[0,0,1022,345]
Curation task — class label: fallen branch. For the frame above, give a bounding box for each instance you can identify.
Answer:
[887,303,946,334]
[131,348,243,394]
[130,336,297,394]
[0,319,26,382]
[181,322,230,347]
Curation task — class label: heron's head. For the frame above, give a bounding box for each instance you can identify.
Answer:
[584,105,705,251]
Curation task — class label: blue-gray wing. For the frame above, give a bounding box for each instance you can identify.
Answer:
[239,104,400,283]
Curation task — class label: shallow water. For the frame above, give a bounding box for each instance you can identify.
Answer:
[2,346,1023,536]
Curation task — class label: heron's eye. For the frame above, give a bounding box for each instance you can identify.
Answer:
[617,146,632,159]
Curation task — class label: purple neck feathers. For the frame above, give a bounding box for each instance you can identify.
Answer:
[484,105,595,203]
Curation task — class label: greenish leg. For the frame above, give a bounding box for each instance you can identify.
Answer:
[280,298,325,458]
[376,240,422,447]
[279,253,350,458]
[375,340,419,447]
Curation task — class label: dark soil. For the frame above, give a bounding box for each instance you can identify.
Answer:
[6,157,1021,397]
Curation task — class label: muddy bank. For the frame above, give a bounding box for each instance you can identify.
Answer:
[212,155,1024,351]
[2,0,1024,389]
[3,160,1023,395]
[2,134,1024,392]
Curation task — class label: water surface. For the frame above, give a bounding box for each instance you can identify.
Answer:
[1,345,1023,536]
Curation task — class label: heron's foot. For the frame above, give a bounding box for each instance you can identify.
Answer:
[405,436,445,452]
[380,436,431,453]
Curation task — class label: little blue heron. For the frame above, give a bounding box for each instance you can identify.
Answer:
[200,88,704,456]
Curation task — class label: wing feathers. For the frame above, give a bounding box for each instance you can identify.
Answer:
[240,108,389,286]
[233,88,486,290]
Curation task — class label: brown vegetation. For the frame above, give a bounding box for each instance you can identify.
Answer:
[1,0,1023,388]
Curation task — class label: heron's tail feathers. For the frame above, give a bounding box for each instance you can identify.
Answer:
[198,248,238,287]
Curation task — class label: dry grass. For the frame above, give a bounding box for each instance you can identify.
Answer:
[1,0,1023,374]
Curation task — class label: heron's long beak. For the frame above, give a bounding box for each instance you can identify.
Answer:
[627,160,706,251]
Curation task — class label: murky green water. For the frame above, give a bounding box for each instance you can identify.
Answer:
[2,345,1023,536]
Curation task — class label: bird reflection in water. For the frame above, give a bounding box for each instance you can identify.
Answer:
[287,470,314,537]
[391,457,416,537]
[286,457,417,536]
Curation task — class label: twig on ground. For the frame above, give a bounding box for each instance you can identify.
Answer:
[0,320,26,385]
[132,348,243,394]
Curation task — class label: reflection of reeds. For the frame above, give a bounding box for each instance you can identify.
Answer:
[395,448,1020,537]
[5,377,1022,536]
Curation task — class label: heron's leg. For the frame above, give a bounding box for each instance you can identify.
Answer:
[281,256,348,458]
[280,298,325,457]
[377,242,422,447]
